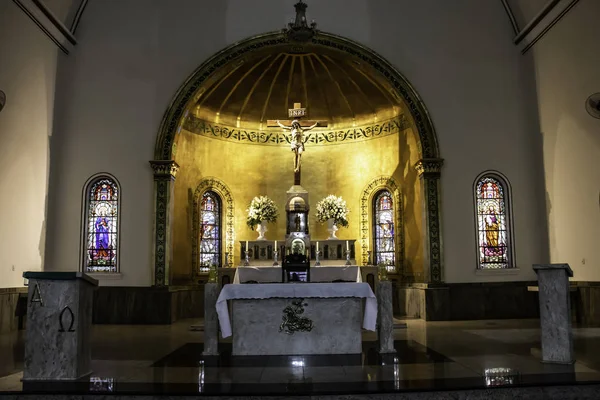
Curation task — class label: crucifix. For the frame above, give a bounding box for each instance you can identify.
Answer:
[267,103,327,185]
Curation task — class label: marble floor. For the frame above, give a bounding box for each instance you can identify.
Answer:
[1,318,600,396]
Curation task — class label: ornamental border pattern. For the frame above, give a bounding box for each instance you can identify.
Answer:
[154,31,439,161]
[424,177,441,283]
[192,178,235,273]
[153,178,169,286]
[182,115,408,146]
[359,176,404,272]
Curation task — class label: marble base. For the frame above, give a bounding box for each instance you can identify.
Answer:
[232,298,362,355]
[377,281,395,353]
[23,272,97,381]
[202,283,219,356]
[533,264,574,364]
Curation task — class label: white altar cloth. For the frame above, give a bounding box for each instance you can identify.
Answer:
[233,266,362,284]
[216,282,377,338]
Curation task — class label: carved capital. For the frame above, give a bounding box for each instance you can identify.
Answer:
[415,158,444,177]
[150,160,180,179]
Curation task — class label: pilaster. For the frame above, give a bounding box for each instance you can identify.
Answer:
[150,160,180,287]
[415,158,444,283]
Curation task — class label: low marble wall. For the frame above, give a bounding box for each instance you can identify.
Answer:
[0,287,27,333]
[92,286,204,324]
[394,282,539,321]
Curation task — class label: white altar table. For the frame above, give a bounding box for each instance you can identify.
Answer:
[233,265,362,284]
[216,283,377,356]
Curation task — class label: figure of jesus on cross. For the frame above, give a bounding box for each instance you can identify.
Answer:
[268,103,326,185]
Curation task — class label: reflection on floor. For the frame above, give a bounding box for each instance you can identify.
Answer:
[1,318,600,396]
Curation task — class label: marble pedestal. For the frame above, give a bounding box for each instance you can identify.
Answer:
[232,298,362,355]
[22,272,98,380]
[377,281,395,353]
[202,283,219,356]
[533,264,574,364]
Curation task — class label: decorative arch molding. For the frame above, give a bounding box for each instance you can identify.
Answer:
[472,170,515,269]
[360,176,403,271]
[79,172,122,273]
[192,177,235,273]
[154,30,439,161]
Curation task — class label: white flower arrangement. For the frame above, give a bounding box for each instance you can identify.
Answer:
[246,196,279,229]
[315,195,349,227]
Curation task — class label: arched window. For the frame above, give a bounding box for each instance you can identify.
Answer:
[84,177,120,273]
[475,174,513,269]
[373,190,395,267]
[199,191,222,272]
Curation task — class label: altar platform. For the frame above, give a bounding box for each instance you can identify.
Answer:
[2,318,600,399]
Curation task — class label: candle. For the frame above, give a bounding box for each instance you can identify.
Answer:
[346,241,350,251]
[316,241,319,252]
[275,240,278,248]
[245,241,249,251]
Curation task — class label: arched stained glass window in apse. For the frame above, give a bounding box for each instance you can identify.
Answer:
[476,176,511,269]
[373,190,395,268]
[86,178,119,272]
[199,191,222,272]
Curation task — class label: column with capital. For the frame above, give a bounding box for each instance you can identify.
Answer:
[415,158,444,283]
[150,160,180,286]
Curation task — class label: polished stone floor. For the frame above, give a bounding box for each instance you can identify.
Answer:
[1,318,600,396]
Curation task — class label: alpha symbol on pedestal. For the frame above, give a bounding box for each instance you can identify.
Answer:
[30,283,44,306]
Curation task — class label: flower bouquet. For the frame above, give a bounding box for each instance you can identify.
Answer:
[315,195,349,228]
[246,196,279,240]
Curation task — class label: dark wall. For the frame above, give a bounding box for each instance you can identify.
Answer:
[394,281,540,321]
[92,286,204,325]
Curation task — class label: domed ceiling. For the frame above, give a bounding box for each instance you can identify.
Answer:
[185,47,404,131]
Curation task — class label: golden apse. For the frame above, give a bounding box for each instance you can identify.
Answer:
[169,47,426,283]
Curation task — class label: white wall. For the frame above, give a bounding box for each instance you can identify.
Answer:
[532,0,600,281]
[0,2,58,288]
[45,0,548,285]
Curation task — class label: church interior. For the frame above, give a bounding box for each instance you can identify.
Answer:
[0,0,599,398]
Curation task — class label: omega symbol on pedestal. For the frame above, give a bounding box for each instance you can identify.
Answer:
[58,306,76,332]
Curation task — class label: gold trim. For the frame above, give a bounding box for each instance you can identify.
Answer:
[360,176,403,272]
[217,56,271,116]
[182,115,408,146]
[314,54,354,118]
[237,54,283,121]
[323,54,377,115]
[260,54,289,124]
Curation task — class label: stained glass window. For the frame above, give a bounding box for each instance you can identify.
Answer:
[476,176,511,269]
[199,191,221,272]
[373,190,395,269]
[85,178,119,273]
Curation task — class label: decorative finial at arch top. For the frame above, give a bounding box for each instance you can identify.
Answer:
[286,0,317,42]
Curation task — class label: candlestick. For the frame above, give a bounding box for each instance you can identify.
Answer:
[345,249,351,266]
[315,250,322,267]
[244,250,250,267]
[273,250,279,266]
